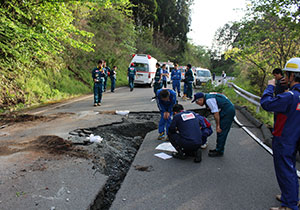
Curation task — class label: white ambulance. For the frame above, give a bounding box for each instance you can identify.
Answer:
[130,54,158,87]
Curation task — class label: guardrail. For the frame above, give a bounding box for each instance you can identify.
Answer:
[228,82,261,113]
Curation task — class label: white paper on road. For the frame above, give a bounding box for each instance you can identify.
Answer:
[154,152,172,160]
[155,142,177,152]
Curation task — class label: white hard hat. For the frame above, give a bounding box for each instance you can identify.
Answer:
[282,57,300,72]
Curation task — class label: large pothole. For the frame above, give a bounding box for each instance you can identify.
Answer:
[67,110,208,210]
[67,112,160,210]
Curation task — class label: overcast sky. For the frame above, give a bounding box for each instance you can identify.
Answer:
[187,0,247,48]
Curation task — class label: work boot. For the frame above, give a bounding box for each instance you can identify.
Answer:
[208,149,223,157]
[275,195,300,206]
[172,150,187,160]
[269,207,292,210]
[194,148,202,163]
[157,132,165,140]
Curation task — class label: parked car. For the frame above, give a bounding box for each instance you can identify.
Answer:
[193,68,212,87]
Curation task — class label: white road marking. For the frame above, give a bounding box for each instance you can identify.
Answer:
[234,116,300,179]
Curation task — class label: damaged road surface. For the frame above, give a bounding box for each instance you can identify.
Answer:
[0,108,160,210]
[0,86,286,210]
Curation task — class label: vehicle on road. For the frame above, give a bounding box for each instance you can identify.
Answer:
[130,54,157,87]
[193,68,212,87]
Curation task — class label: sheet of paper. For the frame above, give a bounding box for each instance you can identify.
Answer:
[154,152,172,160]
[155,142,177,152]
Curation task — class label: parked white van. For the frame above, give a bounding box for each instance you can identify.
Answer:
[193,68,212,87]
[130,54,157,87]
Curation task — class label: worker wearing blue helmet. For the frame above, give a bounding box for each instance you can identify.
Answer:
[261,57,300,210]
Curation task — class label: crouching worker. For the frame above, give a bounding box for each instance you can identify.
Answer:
[168,104,202,163]
[197,114,213,149]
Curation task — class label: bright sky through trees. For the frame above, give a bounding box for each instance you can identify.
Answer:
[188,0,247,47]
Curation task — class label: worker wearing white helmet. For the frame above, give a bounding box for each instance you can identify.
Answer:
[261,57,300,210]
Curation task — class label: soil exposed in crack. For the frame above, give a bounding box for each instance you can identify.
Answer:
[67,112,160,210]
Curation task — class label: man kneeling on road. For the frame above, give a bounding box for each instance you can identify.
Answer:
[168,104,202,163]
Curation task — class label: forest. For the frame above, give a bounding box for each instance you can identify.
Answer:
[0,0,299,111]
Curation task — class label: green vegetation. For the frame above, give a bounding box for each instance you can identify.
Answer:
[1,0,299,130]
[1,0,211,112]
[210,0,299,126]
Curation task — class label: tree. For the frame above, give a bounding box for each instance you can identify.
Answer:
[222,0,300,94]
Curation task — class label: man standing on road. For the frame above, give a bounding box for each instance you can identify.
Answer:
[153,63,163,97]
[192,92,235,157]
[272,68,287,96]
[261,57,300,210]
[272,68,288,126]
[156,89,177,140]
[171,63,181,97]
[110,66,117,93]
[92,60,105,106]
[184,64,194,100]
[161,64,169,88]
[169,104,202,163]
[103,61,110,92]
[127,63,136,91]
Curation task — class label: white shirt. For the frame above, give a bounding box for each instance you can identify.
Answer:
[206,98,219,113]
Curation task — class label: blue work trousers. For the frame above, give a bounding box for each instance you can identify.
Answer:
[186,82,193,98]
[159,111,172,134]
[169,132,201,153]
[110,78,116,92]
[93,82,103,103]
[153,82,162,96]
[128,77,135,89]
[216,107,235,153]
[103,76,108,91]
[202,128,213,145]
[172,80,181,94]
[273,139,299,210]
[183,83,187,95]
[162,80,167,88]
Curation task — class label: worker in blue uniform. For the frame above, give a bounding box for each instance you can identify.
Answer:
[109,65,117,92]
[192,92,235,157]
[196,114,213,149]
[127,63,136,91]
[168,104,202,163]
[171,63,182,97]
[184,64,194,99]
[156,89,177,140]
[103,61,110,92]
[261,57,300,210]
[153,63,163,97]
[161,64,169,88]
[92,60,105,106]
